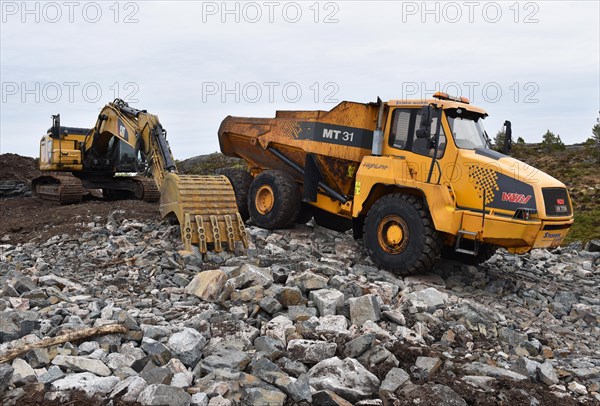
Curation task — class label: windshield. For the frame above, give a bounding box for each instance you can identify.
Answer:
[446,109,490,149]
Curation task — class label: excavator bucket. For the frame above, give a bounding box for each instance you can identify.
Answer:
[159,173,249,253]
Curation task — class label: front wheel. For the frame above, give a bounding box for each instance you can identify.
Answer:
[364,193,441,275]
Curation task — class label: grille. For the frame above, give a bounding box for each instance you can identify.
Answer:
[542,188,571,216]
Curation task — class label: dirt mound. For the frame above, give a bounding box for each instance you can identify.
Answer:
[0,154,41,183]
[0,197,158,244]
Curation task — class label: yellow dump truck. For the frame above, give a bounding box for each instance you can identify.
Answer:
[218,93,574,274]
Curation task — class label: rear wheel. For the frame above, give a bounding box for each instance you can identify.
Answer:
[217,168,253,221]
[364,193,440,274]
[248,170,301,229]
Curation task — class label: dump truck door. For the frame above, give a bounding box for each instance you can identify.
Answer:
[382,107,448,184]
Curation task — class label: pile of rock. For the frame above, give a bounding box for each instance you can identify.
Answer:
[1,212,599,405]
[0,181,30,198]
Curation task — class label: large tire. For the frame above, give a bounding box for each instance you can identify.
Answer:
[312,206,352,232]
[248,170,301,229]
[441,243,498,265]
[364,193,441,274]
[217,168,253,221]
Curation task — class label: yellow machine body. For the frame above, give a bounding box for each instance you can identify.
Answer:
[35,99,248,253]
[219,95,573,254]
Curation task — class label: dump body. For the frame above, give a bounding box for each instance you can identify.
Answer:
[219,101,379,200]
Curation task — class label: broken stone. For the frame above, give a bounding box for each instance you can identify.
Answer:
[308,357,380,403]
[261,315,295,345]
[539,361,559,385]
[276,286,304,307]
[379,367,410,396]
[348,294,381,327]
[287,339,337,364]
[343,333,375,358]
[137,384,192,406]
[287,271,329,292]
[110,376,148,402]
[51,355,111,377]
[141,337,172,366]
[462,362,527,381]
[311,390,353,406]
[405,288,449,311]
[51,372,119,396]
[254,336,286,360]
[37,365,65,384]
[310,289,345,316]
[168,327,207,367]
[184,270,227,302]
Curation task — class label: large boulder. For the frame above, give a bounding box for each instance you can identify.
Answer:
[308,357,380,402]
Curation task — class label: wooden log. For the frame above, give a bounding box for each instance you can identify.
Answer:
[0,324,128,364]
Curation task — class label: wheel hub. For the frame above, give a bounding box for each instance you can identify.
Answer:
[377,214,409,254]
[255,185,275,215]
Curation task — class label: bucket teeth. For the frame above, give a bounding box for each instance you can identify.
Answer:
[210,215,222,253]
[224,215,235,251]
[162,174,248,254]
[195,215,207,253]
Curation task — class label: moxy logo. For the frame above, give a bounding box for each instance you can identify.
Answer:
[502,192,532,204]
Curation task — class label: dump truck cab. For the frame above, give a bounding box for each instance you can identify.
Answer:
[354,93,573,257]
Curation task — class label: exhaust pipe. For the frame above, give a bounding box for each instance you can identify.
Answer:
[372,97,384,156]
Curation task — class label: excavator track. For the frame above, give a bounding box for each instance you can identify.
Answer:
[160,174,249,253]
[32,173,83,204]
[131,176,160,202]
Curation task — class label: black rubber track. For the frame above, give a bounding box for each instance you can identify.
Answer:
[364,193,441,275]
[247,170,301,230]
[217,168,253,221]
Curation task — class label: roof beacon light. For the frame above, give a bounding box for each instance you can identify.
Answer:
[433,92,470,104]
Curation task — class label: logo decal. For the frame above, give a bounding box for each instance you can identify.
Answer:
[501,192,532,204]
[362,163,388,170]
[556,199,565,205]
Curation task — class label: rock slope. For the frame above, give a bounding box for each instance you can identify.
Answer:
[1,212,599,405]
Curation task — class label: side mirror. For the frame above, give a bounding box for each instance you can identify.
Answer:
[50,114,60,139]
[416,106,432,138]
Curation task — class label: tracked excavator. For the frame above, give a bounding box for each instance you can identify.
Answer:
[33,98,248,253]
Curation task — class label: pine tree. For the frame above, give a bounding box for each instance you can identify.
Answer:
[541,130,565,151]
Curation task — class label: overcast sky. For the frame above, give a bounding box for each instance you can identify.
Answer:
[1,0,599,159]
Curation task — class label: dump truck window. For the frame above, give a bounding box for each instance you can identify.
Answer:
[390,110,412,149]
[414,114,446,158]
[390,109,446,158]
